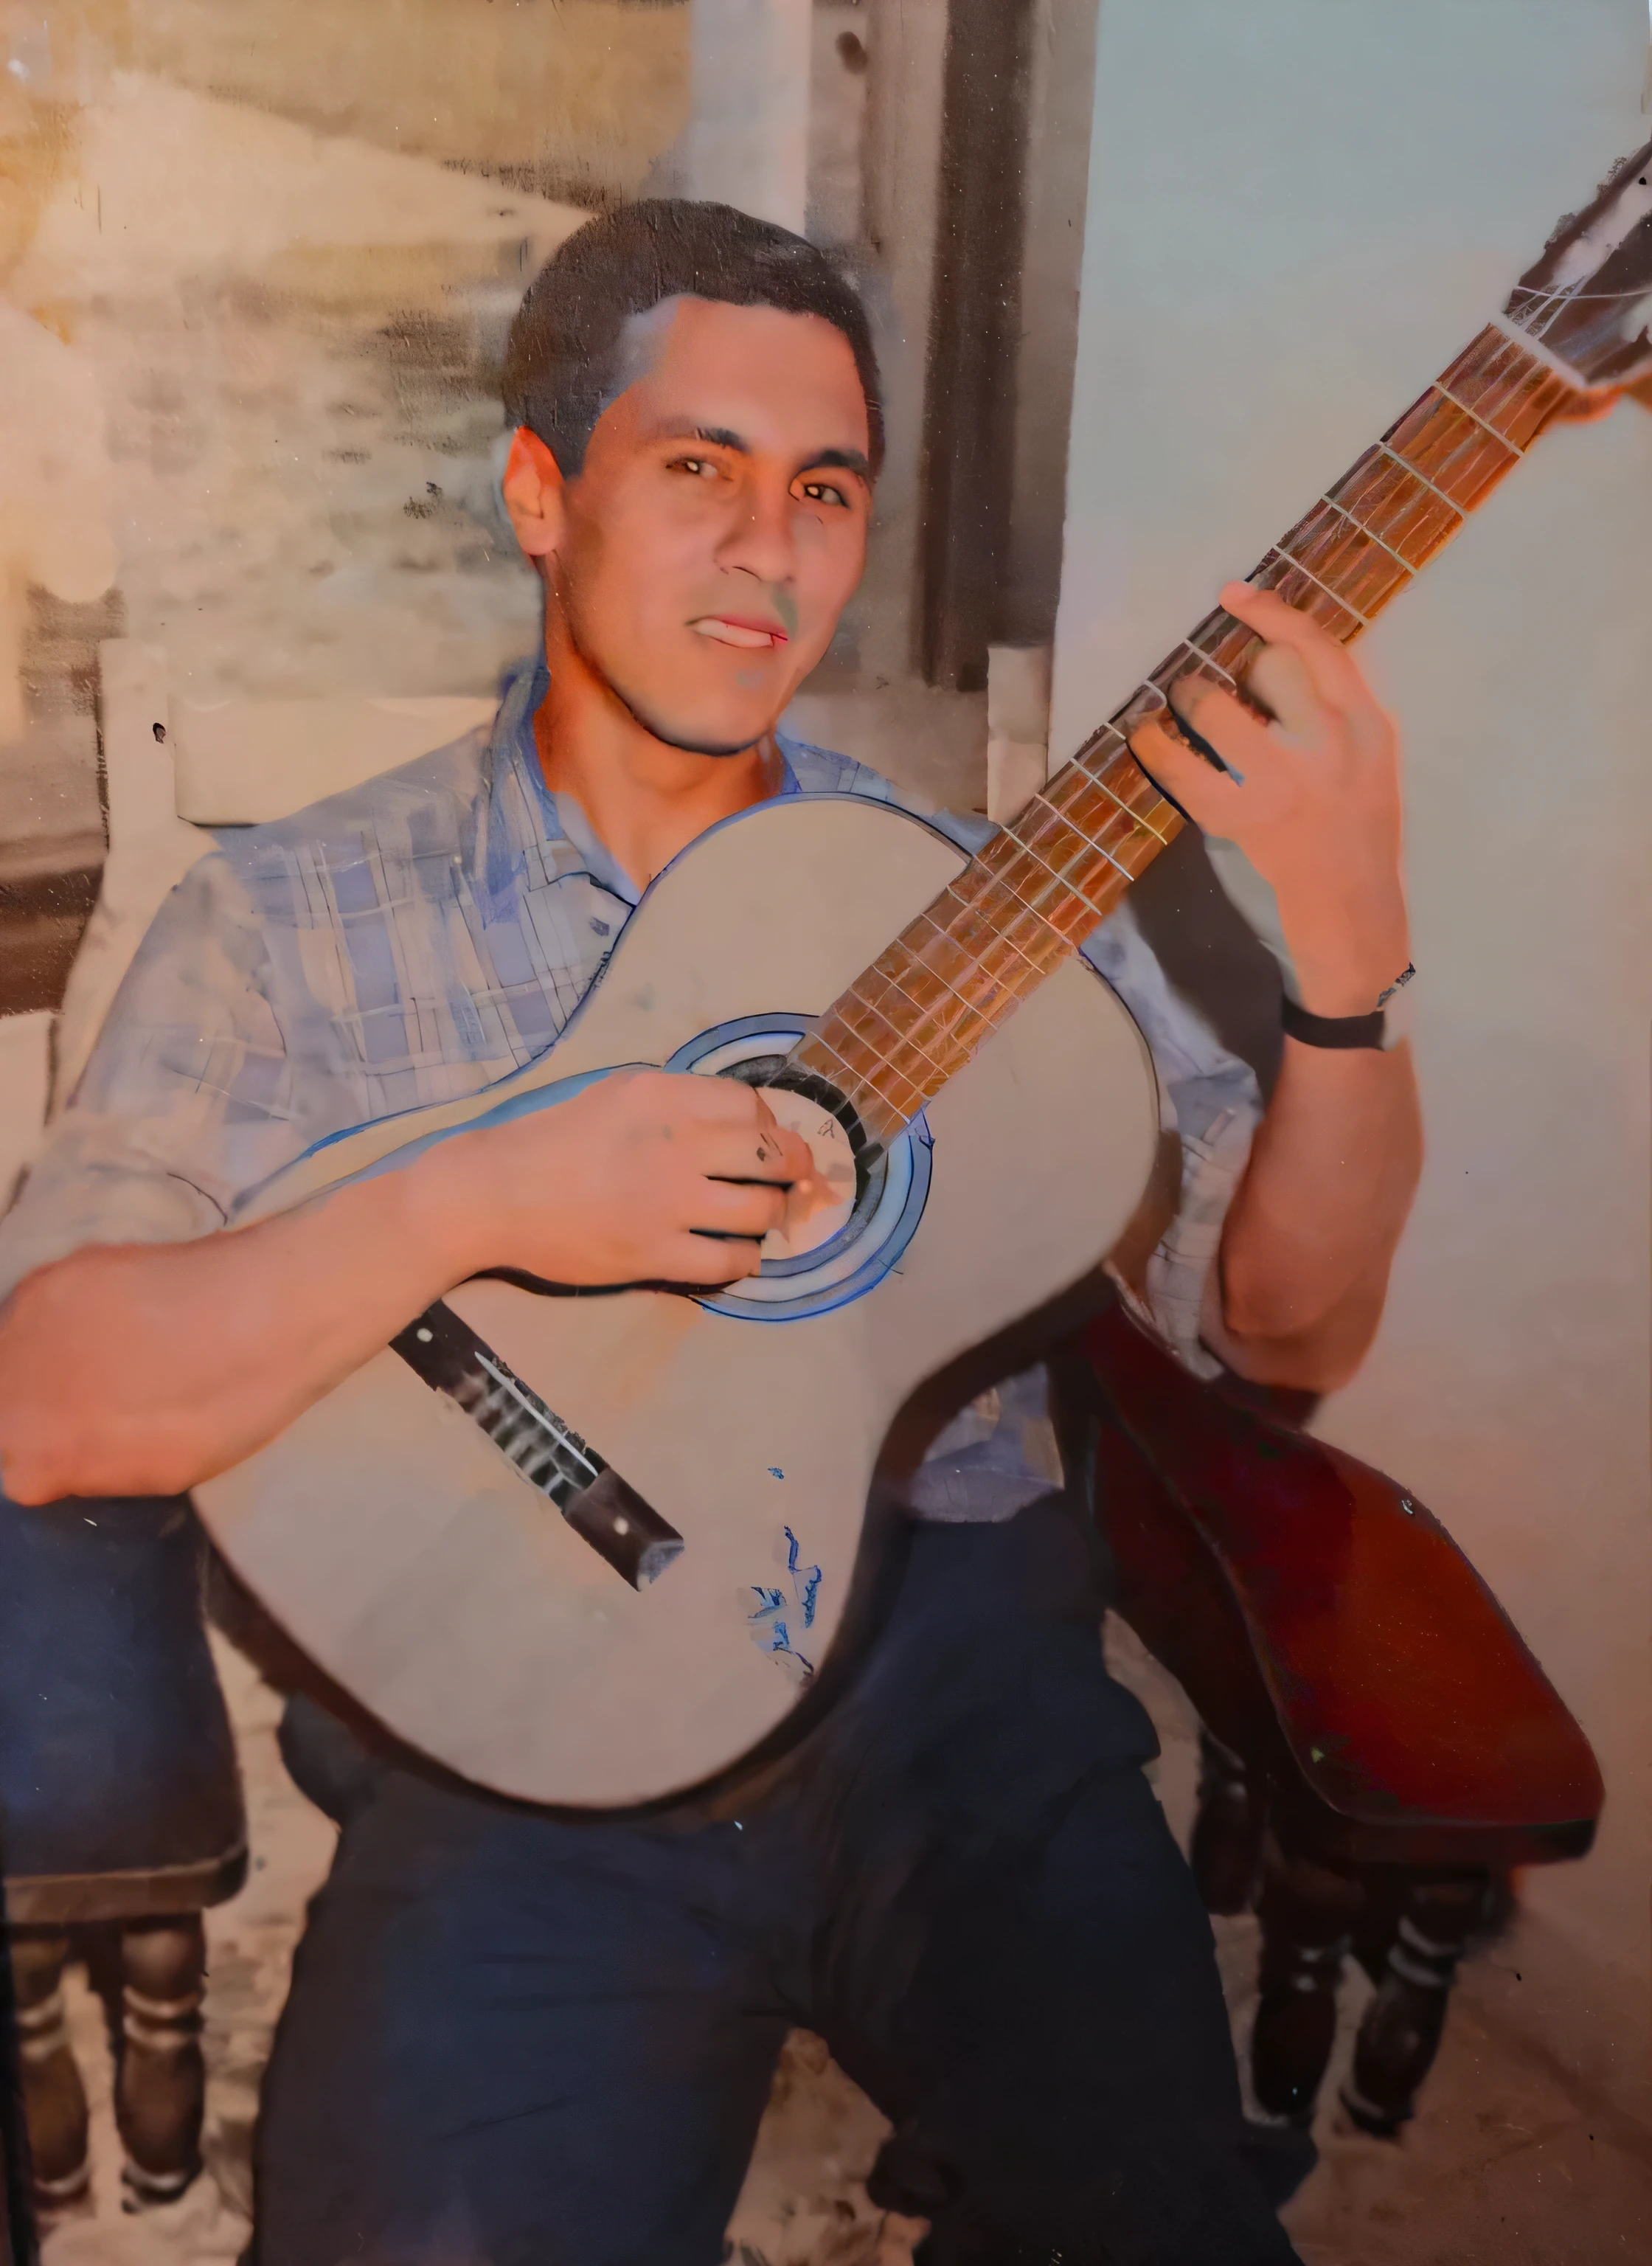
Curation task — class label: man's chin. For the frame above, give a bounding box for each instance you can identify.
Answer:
[610,680,786,760]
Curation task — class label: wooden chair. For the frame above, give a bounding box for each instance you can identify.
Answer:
[1077,1297,1603,2140]
[1,642,490,2215]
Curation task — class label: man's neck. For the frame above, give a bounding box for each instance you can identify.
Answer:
[532,606,783,893]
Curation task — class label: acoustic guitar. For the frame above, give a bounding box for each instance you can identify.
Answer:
[195,136,1652,1809]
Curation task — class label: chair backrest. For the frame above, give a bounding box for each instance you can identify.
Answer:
[46,641,494,1117]
[172,690,495,827]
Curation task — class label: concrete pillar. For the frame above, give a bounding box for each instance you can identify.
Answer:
[687,0,813,232]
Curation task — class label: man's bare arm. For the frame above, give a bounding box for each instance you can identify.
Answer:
[0,1072,811,1506]
[0,1167,475,1504]
[1201,1037,1422,1391]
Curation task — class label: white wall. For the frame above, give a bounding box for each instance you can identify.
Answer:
[1054,0,1652,2067]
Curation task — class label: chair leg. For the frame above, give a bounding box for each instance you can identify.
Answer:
[9,1930,90,2209]
[114,1916,206,2208]
[1341,1874,1486,2136]
[1250,1840,1362,2127]
[1189,1730,1266,1915]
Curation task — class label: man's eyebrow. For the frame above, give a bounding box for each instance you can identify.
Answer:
[800,447,872,483]
[649,423,871,482]
[650,422,751,453]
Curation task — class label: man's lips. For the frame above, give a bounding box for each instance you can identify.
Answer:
[690,616,790,651]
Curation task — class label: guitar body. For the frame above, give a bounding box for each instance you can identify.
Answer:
[195,795,1161,1808]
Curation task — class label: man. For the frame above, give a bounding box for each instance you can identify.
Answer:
[0,203,1420,2263]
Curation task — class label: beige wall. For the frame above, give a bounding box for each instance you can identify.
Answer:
[0,2,693,872]
[124,0,690,205]
[1054,0,1652,2079]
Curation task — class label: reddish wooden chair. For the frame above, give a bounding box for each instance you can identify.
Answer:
[1077,1296,1602,2136]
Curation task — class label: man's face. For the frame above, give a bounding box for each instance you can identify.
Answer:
[541,295,873,755]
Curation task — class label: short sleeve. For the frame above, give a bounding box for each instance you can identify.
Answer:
[1081,902,1262,1378]
[0,853,302,1306]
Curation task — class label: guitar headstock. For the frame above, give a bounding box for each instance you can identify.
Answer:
[1504,137,1652,398]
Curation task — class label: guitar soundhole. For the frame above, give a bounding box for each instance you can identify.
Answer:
[664,1014,934,1321]
[717,1056,885,1261]
[392,1303,684,1589]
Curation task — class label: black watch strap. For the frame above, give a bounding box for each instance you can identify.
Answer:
[1280,996,1386,1050]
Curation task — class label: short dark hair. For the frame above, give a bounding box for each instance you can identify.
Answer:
[502,199,884,480]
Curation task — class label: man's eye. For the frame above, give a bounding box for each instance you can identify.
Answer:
[799,480,849,507]
[670,456,720,480]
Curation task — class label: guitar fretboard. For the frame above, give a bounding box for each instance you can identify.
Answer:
[794,322,1578,1141]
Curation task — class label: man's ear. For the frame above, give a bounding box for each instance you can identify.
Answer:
[502,427,569,569]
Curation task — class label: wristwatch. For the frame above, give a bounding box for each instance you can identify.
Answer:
[1281,965,1415,1051]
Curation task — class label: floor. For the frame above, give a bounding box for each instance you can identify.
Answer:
[29,1623,1652,2266]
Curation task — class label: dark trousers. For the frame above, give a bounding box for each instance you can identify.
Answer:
[252,1497,1300,2266]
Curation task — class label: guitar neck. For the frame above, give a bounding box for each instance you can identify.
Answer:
[794,318,1583,1142]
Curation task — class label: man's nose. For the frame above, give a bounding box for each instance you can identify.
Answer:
[715,476,795,585]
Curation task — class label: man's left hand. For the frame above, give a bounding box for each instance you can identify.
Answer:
[1128,581,1410,1017]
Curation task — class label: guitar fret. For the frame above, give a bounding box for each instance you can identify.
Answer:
[1435,327,1570,451]
[1328,446,1465,572]
[1011,822,1128,920]
[869,925,1018,1052]
[854,948,994,1074]
[858,963,973,1047]
[1021,791,1155,897]
[805,1019,885,1096]
[1276,499,1411,621]
[924,893,1044,984]
[836,988,945,1081]
[1474,357,1573,448]
[921,900,1052,993]
[869,925,989,1022]
[975,890,1075,977]
[1073,721,1131,772]
[978,834,1108,936]
[1186,608,1263,679]
[1431,376,1527,454]
[976,859,1096,955]
[1176,637,1240,692]
[791,1028,864,1102]
[1254,548,1370,632]
[1148,642,1240,703]
[1375,443,1466,527]
[845,981,917,1060]
[896,997,992,1077]
[1044,766,1166,851]
[1065,749,1179,842]
[1383,390,1520,512]
[1015,792,1125,884]
[808,1024,925,1123]
[856,1043,929,1121]
[1318,494,1416,580]
[1485,305,1608,393]
[861,951,992,1052]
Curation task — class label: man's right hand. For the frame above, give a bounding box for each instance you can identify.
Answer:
[417,1068,819,1289]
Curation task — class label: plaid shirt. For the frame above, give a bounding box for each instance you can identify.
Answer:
[0,654,1260,1519]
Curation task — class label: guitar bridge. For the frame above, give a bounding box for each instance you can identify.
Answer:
[390,1302,684,1588]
